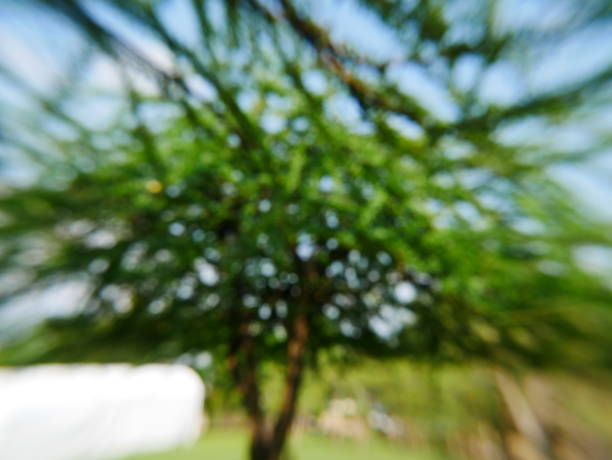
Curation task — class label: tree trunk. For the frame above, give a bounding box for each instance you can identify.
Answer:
[267,311,310,460]
[227,317,270,459]
[227,310,310,460]
[249,428,272,460]
[227,306,310,460]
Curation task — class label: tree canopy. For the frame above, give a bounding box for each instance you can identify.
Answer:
[1,1,611,459]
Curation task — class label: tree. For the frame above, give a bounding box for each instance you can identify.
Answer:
[1,1,611,459]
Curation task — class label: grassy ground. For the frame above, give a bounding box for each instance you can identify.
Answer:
[123,430,440,460]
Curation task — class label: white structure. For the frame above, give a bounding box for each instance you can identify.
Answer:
[0,364,205,460]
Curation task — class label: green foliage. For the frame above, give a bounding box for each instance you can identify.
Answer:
[1,0,611,380]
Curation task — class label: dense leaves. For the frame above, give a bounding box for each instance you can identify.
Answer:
[1,0,611,458]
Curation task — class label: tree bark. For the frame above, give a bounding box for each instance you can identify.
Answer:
[267,311,310,460]
[227,318,270,460]
[227,309,310,460]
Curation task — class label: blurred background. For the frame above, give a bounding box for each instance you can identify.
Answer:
[1,1,611,459]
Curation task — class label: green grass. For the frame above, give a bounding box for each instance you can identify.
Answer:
[123,430,440,460]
